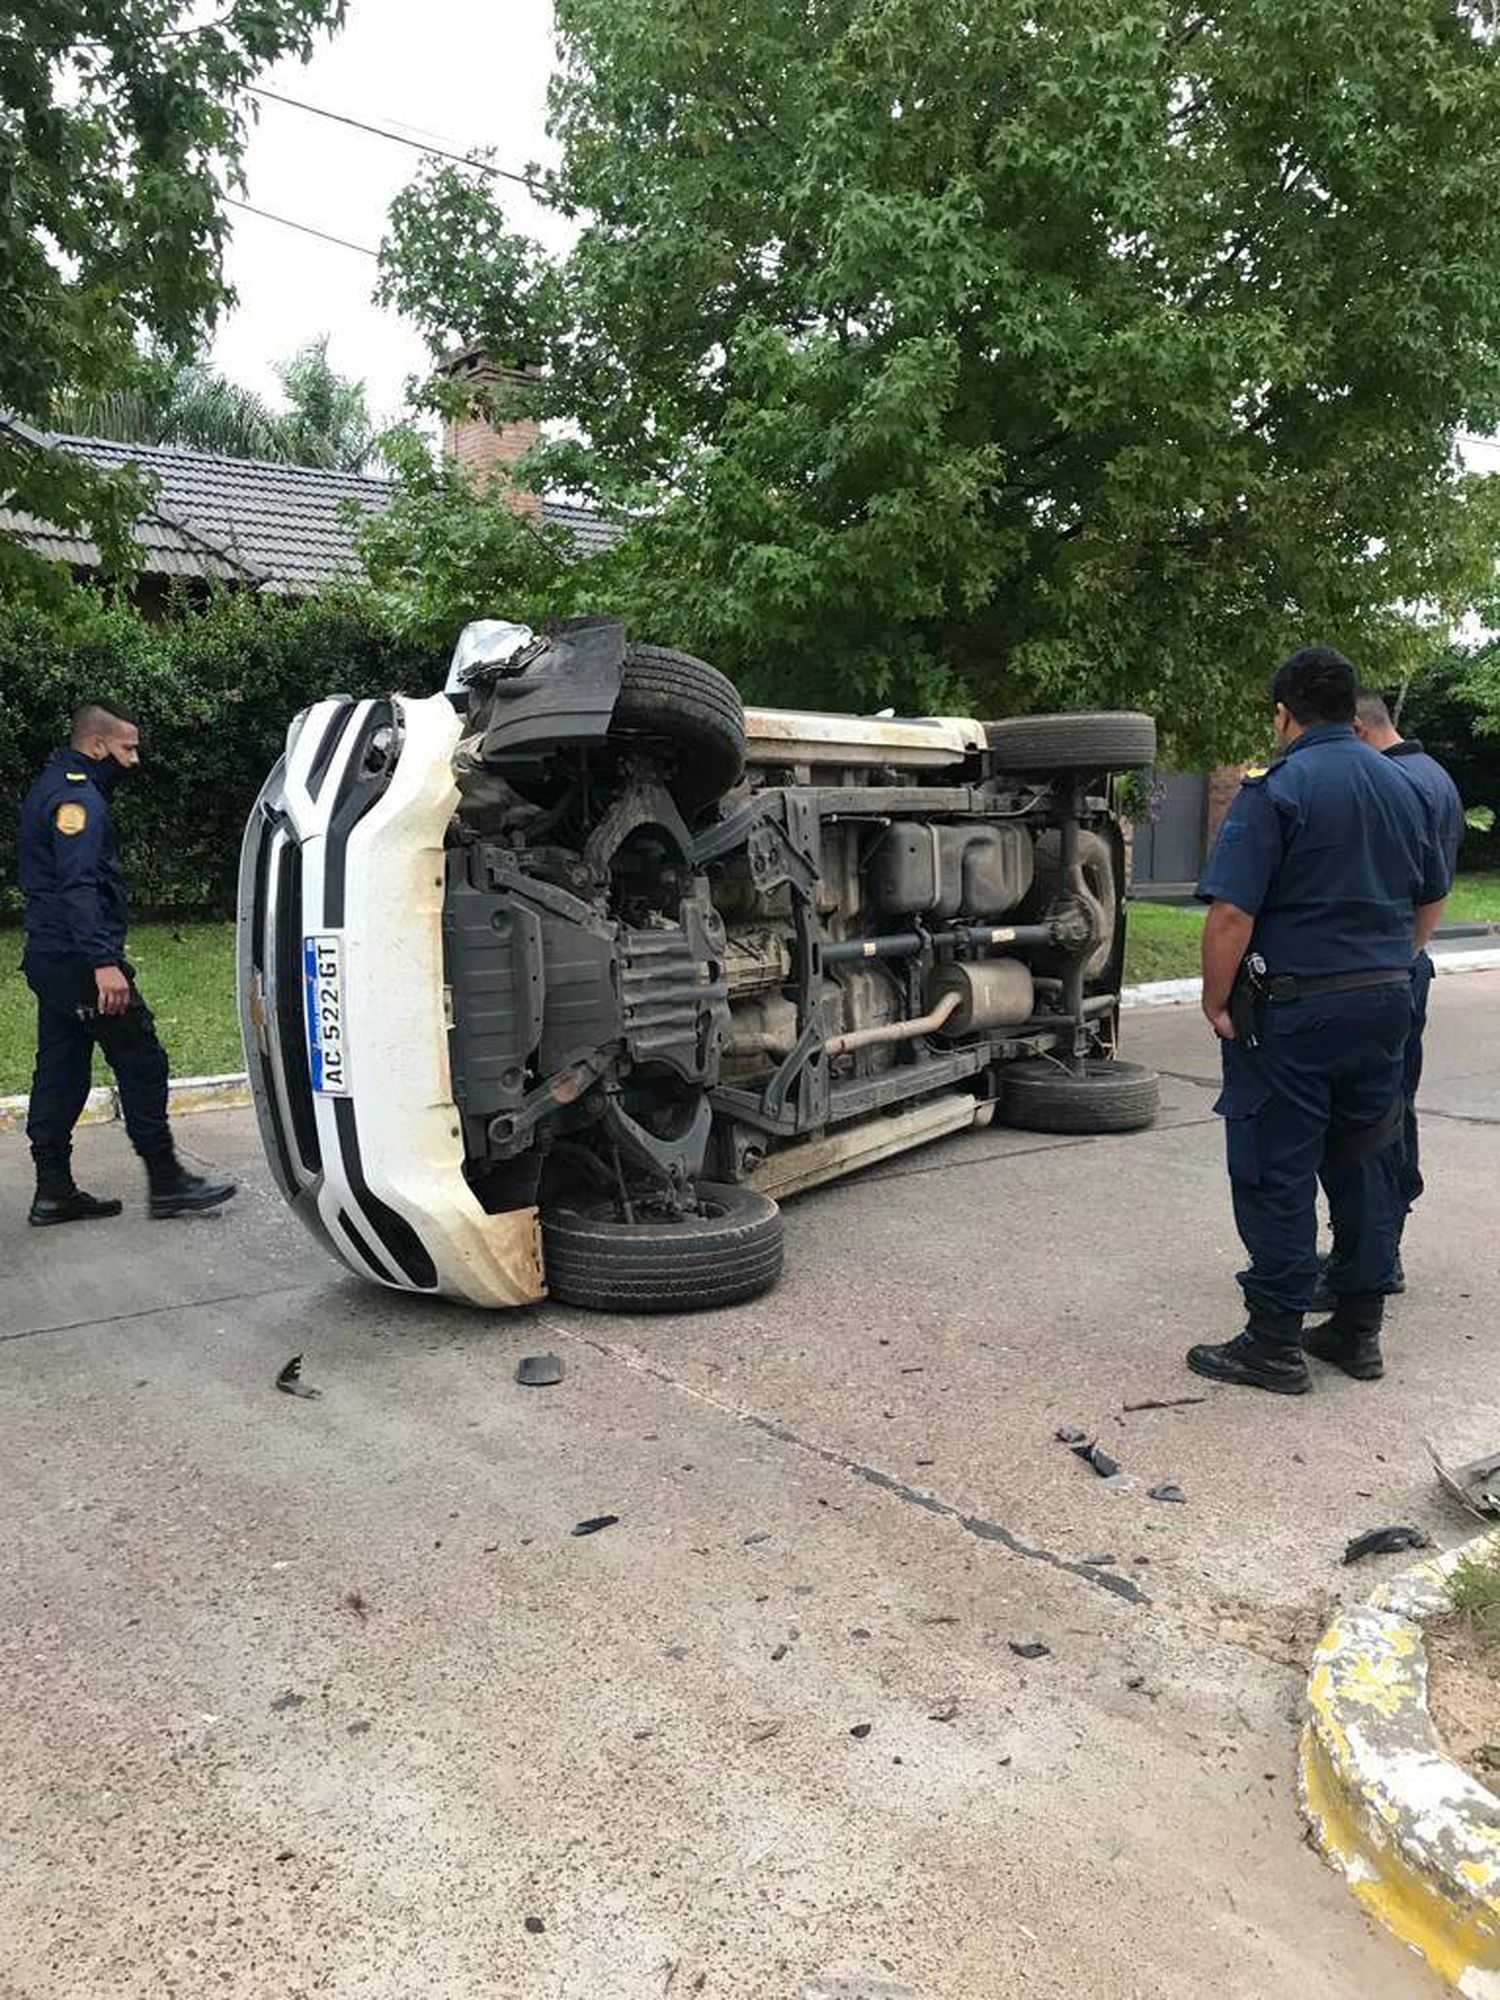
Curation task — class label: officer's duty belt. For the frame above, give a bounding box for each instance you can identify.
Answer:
[1261,968,1409,1003]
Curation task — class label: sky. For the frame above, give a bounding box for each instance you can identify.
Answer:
[213,0,569,426]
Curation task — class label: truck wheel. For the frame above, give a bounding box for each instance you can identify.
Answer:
[984,712,1156,773]
[998,1058,1160,1134]
[611,645,746,811]
[541,1181,783,1312]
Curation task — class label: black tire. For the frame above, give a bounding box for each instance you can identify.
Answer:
[610,645,746,811]
[542,1180,783,1313]
[983,712,1156,773]
[998,1057,1160,1134]
[1027,827,1118,981]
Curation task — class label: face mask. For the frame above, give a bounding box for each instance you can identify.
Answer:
[86,749,132,796]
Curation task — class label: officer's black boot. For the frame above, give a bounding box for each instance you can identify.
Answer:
[29,1186,124,1226]
[146,1151,237,1219]
[1303,1291,1385,1381]
[1187,1308,1312,1395]
[27,1152,122,1227]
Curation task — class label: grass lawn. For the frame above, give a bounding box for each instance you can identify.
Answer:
[4,870,1497,1094]
[1443,870,1500,925]
[1122,901,1207,985]
[0,922,241,1096]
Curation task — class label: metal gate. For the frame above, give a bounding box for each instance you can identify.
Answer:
[1131,773,1208,890]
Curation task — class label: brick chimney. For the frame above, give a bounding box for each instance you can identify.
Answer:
[440,347,543,521]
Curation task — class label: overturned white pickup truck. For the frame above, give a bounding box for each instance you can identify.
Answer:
[238,617,1159,1311]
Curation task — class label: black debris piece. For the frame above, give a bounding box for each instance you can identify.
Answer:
[1071,1440,1120,1480]
[1342,1524,1432,1565]
[743,1532,771,1547]
[347,1720,372,1736]
[1009,1641,1050,1660]
[269,1691,305,1713]
[928,1700,960,1723]
[1055,1425,1087,1445]
[1149,1484,1188,1505]
[275,1353,320,1399]
[849,1721,873,1739]
[571,1514,620,1537]
[524,1915,546,1935]
[771,1643,789,1662]
[516,1353,565,1387]
[850,1626,871,1640]
[1122,1396,1207,1413]
[1081,1554,1117,1568]
[274,1848,295,1862]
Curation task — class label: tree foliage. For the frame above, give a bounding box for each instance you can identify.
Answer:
[0,586,433,915]
[378,0,1500,757]
[352,425,606,650]
[1,0,347,591]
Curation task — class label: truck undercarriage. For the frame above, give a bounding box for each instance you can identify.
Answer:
[239,616,1159,1310]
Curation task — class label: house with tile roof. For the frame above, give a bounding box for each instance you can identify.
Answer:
[0,384,618,607]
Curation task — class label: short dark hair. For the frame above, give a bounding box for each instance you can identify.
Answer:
[71,699,139,742]
[1354,686,1395,729]
[1272,646,1356,726]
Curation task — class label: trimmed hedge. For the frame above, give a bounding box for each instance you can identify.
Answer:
[0,588,440,918]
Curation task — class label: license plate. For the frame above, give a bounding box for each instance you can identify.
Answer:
[303,934,349,1094]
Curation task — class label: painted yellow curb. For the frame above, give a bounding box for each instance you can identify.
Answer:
[1300,1531,1500,1996]
[0,1074,250,1135]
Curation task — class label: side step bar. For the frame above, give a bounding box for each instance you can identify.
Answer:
[747,1093,994,1201]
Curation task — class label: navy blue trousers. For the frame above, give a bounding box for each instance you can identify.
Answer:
[1217,982,1412,1315]
[22,949,172,1180]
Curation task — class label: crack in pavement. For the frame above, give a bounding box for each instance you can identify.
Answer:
[1156,1068,1220,1090]
[849,1107,1219,1190]
[554,1320,1148,1607]
[0,1279,319,1345]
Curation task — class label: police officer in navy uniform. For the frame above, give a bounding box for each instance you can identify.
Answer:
[1189,648,1448,1393]
[17,701,236,1224]
[1305,688,1465,1309]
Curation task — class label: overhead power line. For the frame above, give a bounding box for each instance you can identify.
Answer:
[248,85,544,192]
[224,196,379,258]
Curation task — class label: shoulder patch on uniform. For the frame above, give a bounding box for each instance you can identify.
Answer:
[55,801,88,836]
[65,770,88,782]
[1240,765,1269,785]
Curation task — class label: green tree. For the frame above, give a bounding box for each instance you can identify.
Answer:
[1,0,347,591]
[377,0,1500,758]
[352,425,600,650]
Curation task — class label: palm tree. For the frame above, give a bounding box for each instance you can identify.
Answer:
[274,337,375,473]
[50,339,375,473]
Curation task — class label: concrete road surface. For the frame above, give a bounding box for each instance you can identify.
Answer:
[3,975,1497,2000]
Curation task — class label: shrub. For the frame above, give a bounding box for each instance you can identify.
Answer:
[0,587,440,918]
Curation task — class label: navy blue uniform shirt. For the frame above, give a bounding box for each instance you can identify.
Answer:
[1196,722,1447,978]
[1385,737,1464,892]
[17,746,129,965]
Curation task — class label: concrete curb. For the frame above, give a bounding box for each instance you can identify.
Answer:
[0,1073,249,1136]
[3,947,1497,1130]
[1299,1529,1500,1996]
